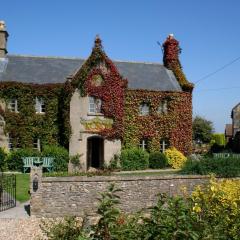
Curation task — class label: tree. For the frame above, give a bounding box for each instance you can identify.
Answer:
[193,116,214,143]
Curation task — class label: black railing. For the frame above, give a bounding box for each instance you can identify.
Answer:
[0,173,16,212]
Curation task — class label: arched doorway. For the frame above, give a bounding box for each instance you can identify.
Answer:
[87,136,104,169]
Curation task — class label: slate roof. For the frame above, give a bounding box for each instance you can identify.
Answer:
[0,55,182,91]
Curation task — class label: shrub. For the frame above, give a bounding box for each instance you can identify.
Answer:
[211,133,225,146]
[42,145,69,172]
[182,157,240,177]
[40,217,85,240]
[120,148,149,170]
[164,147,187,169]
[0,148,7,171]
[149,151,168,169]
[191,178,240,239]
[104,154,121,171]
[6,148,40,172]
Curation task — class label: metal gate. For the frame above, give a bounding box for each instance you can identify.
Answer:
[0,173,16,212]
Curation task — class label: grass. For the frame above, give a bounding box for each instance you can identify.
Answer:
[16,173,30,203]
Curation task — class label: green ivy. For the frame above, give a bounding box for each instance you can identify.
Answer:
[0,82,63,148]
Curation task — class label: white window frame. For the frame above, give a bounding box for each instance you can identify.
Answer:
[160,139,169,153]
[139,103,150,116]
[88,96,102,114]
[8,99,18,112]
[33,138,41,151]
[8,135,14,151]
[139,139,148,151]
[35,97,45,113]
[158,100,168,114]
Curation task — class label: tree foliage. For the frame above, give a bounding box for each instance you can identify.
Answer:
[193,116,214,143]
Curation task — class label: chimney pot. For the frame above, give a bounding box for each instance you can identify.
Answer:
[0,21,6,31]
[0,20,8,58]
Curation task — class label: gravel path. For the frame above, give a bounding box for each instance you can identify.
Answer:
[0,218,44,240]
[0,202,45,240]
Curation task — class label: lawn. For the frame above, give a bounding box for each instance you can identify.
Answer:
[16,173,30,203]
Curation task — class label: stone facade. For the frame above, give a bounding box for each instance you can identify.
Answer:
[69,90,121,171]
[232,103,240,137]
[30,167,209,218]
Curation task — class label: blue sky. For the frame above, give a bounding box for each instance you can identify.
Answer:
[1,0,240,132]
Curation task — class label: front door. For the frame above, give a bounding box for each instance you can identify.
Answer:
[87,136,104,169]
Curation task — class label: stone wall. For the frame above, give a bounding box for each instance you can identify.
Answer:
[30,167,211,218]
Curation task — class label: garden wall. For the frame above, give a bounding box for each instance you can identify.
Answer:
[30,167,209,218]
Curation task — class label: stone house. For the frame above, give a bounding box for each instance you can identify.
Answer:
[231,103,240,137]
[0,21,193,171]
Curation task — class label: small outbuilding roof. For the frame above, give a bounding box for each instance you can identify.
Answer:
[0,55,182,91]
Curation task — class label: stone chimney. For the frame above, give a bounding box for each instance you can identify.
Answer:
[162,34,181,69]
[162,34,194,92]
[0,21,9,58]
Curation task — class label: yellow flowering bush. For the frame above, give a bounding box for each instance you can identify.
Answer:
[164,147,187,169]
[191,178,240,239]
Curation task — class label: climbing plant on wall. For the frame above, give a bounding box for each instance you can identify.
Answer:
[123,90,192,155]
[163,35,194,92]
[62,36,127,141]
[0,82,63,148]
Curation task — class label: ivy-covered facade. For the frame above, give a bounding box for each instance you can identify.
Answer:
[0,22,193,171]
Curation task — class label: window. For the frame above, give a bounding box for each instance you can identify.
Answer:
[158,100,168,114]
[139,103,150,116]
[8,135,20,151]
[33,138,41,151]
[8,99,18,112]
[139,139,148,151]
[89,96,102,114]
[160,139,169,152]
[35,97,45,113]
[8,135,13,151]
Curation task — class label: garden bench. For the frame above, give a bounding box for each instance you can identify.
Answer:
[22,157,54,172]
[22,157,36,173]
[42,157,54,172]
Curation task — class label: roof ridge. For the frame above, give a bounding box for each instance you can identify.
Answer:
[7,54,163,65]
[113,59,163,66]
[7,54,85,61]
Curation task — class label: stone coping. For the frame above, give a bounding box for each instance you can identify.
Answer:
[42,174,212,183]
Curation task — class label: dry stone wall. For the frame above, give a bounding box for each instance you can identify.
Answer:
[30,167,209,218]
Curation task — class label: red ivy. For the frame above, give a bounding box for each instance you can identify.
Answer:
[85,62,127,139]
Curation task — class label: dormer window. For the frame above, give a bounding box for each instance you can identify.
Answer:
[89,96,102,114]
[158,100,168,114]
[139,103,150,116]
[8,99,18,112]
[35,97,45,113]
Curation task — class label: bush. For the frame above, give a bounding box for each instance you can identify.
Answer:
[191,178,240,239]
[164,147,187,169]
[0,148,7,171]
[149,151,168,169]
[104,154,121,171]
[6,148,40,172]
[40,217,84,240]
[181,157,240,177]
[42,145,69,172]
[120,148,149,170]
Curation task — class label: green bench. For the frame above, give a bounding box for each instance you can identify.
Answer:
[22,157,54,173]
[42,157,54,172]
